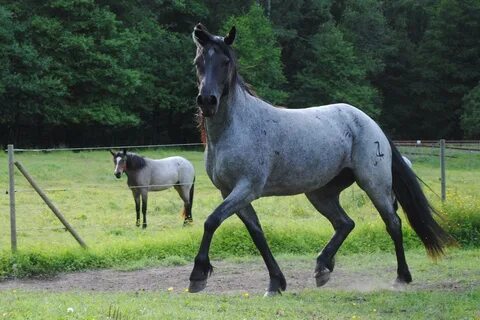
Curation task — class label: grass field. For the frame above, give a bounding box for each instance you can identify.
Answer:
[0,145,479,277]
[0,145,479,319]
[0,249,478,319]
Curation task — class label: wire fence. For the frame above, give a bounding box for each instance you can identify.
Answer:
[2,140,479,252]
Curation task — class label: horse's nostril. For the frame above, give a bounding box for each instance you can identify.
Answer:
[197,95,217,107]
[209,95,217,106]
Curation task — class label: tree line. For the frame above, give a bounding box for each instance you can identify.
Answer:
[1,0,479,148]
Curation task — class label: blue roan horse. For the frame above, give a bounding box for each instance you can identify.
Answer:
[189,24,452,296]
[111,149,195,228]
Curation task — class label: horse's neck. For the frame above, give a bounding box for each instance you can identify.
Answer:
[205,85,259,144]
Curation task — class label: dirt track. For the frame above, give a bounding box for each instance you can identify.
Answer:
[1,256,477,294]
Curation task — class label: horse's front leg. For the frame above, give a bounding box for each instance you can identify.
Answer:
[188,182,256,293]
[237,205,286,296]
[132,191,141,227]
[141,191,148,229]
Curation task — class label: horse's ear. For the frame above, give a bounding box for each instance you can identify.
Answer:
[122,148,127,155]
[109,150,115,156]
[193,23,210,46]
[224,26,236,46]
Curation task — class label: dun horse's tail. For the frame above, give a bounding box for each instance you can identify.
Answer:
[389,139,453,258]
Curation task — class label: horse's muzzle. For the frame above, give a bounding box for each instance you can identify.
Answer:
[197,95,218,117]
[199,106,217,117]
[114,172,122,179]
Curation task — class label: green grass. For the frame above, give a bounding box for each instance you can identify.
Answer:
[2,289,478,320]
[0,146,479,277]
[0,249,479,319]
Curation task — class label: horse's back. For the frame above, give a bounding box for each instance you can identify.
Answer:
[234,103,379,195]
[148,156,195,191]
[268,103,392,194]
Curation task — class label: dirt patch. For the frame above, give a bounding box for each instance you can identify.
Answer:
[0,257,477,294]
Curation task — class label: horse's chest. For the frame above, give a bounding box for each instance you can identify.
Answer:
[205,146,262,191]
[205,150,229,188]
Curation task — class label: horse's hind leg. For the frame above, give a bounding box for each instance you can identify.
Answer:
[237,204,286,296]
[362,185,412,284]
[141,191,148,229]
[306,190,355,287]
[174,183,194,225]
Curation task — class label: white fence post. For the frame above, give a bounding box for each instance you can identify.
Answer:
[8,144,17,252]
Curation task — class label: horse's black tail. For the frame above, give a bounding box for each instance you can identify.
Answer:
[389,139,453,259]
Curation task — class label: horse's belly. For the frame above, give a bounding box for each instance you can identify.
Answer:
[261,146,349,196]
[261,171,341,196]
[148,186,171,192]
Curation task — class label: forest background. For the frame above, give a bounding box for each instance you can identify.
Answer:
[1,0,479,147]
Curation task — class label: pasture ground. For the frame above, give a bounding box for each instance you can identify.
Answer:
[0,146,479,318]
[0,248,479,319]
[0,146,478,278]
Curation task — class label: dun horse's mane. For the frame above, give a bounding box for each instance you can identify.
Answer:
[126,153,147,171]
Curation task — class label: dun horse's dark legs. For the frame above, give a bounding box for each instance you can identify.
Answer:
[141,193,148,229]
[174,185,193,225]
[237,205,286,295]
[184,202,193,224]
[133,192,141,227]
[306,191,355,286]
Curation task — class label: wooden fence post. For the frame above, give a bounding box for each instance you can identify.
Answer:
[8,144,17,253]
[14,161,87,249]
[440,139,446,201]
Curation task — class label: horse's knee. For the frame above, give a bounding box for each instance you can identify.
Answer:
[343,218,355,233]
[204,215,220,233]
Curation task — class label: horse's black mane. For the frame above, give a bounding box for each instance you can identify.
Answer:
[126,153,146,171]
[114,151,146,171]
[219,41,257,98]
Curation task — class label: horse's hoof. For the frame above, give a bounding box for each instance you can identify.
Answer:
[142,224,147,229]
[188,279,207,293]
[264,290,281,297]
[393,277,409,289]
[183,219,193,227]
[136,221,141,227]
[315,268,331,287]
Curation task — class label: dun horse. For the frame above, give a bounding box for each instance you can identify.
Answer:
[111,149,195,228]
[188,24,452,296]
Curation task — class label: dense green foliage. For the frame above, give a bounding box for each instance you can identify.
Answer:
[1,0,480,147]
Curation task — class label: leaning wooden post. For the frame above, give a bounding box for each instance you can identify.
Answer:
[14,161,87,249]
[440,139,446,202]
[8,144,17,253]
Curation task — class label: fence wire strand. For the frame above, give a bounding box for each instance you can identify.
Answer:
[3,140,479,247]
[9,142,204,153]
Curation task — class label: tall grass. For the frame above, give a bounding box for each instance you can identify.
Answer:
[0,146,479,277]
